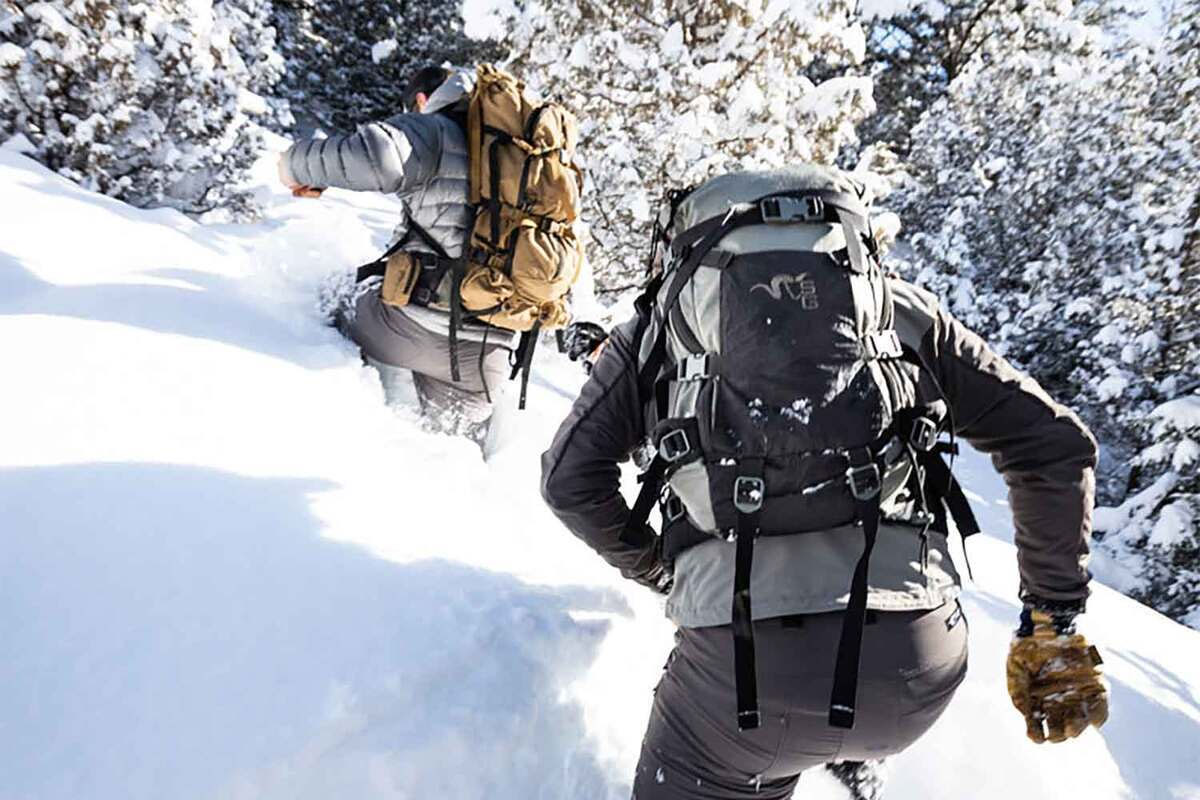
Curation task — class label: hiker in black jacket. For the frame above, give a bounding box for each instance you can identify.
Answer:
[541,166,1108,799]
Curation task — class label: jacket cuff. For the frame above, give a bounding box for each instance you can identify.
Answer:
[1018,590,1086,635]
[1019,588,1088,616]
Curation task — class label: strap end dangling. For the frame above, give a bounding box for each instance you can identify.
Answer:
[829,703,856,730]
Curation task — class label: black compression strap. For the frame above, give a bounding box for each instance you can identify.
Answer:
[448,260,463,383]
[637,211,747,404]
[627,456,667,539]
[669,190,870,258]
[355,219,423,284]
[356,260,386,282]
[405,216,451,259]
[488,139,503,244]
[922,453,980,537]
[517,322,540,410]
[732,458,764,731]
[829,453,883,730]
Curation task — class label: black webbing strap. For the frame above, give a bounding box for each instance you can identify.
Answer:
[829,449,884,730]
[732,458,765,731]
[488,136,505,243]
[354,225,417,283]
[636,212,747,403]
[356,260,387,282]
[449,260,463,383]
[623,224,732,543]
[922,453,981,538]
[508,323,540,410]
[629,455,667,535]
[668,190,873,271]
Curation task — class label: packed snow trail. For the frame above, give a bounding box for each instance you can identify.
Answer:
[1,141,1198,800]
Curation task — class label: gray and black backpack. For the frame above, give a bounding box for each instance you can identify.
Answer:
[625,167,979,732]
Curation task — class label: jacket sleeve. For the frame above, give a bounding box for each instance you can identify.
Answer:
[540,320,658,575]
[283,113,438,194]
[920,304,1098,606]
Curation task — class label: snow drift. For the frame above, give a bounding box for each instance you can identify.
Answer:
[1,141,1198,799]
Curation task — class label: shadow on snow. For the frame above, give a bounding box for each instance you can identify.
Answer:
[0,462,624,800]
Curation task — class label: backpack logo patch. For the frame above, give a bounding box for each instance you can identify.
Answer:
[750,273,819,309]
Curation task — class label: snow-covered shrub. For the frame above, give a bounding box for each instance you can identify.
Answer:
[857,0,1131,157]
[1096,397,1200,626]
[890,0,1200,625]
[214,0,291,130]
[270,0,501,132]
[0,0,273,216]
[1090,0,1200,627]
[476,0,876,290]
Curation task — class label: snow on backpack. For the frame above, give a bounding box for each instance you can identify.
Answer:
[361,64,585,407]
[624,167,980,732]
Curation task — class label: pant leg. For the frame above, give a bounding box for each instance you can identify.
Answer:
[631,603,968,799]
[349,292,510,427]
[631,635,798,800]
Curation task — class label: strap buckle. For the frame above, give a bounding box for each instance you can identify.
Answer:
[737,710,761,730]
[910,417,939,452]
[862,330,902,360]
[658,429,692,463]
[846,463,881,501]
[761,195,824,224]
[676,353,714,382]
[734,476,765,514]
[662,492,686,523]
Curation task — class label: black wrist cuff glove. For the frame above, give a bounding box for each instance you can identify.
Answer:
[620,531,674,595]
[1018,591,1087,635]
[561,321,609,372]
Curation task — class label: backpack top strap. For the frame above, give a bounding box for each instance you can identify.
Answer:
[670,189,875,273]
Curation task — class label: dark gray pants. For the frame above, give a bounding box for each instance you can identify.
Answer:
[348,292,510,434]
[632,603,968,799]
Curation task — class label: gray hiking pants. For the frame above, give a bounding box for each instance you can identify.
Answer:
[348,292,510,431]
[632,602,968,799]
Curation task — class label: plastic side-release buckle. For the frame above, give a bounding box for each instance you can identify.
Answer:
[658,429,691,463]
[761,195,824,224]
[663,492,686,523]
[676,353,714,382]
[846,463,881,501]
[734,476,765,514]
[911,417,939,452]
[862,330,903,360]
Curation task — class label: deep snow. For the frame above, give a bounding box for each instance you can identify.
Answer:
[1,140,1198,800]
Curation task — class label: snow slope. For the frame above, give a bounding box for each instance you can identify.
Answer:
[1,141,1198,800]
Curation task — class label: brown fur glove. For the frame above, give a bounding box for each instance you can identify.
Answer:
[1006,609,1109,743]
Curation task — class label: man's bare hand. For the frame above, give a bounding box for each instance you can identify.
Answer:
[291,185,325,198]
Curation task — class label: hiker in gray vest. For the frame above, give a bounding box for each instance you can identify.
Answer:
[541,166,1108,799]
[277,65,511,441]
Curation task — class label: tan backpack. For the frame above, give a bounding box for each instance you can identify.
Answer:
[368,64,585,406]
[461,64,584,332]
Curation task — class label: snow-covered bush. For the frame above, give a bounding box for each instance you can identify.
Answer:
[1089,0,1200,627]
[270,0,500,132]
[476,0,876,290]
[214,0,291,130]
[857,0,1130,157]
[890,0,1200,625]
[0,0,274,216]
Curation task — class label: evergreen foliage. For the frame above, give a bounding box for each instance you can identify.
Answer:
[269,0,501,133]
[0,0,272,216]
[484,0,875,291]
[886,0,1200,625]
